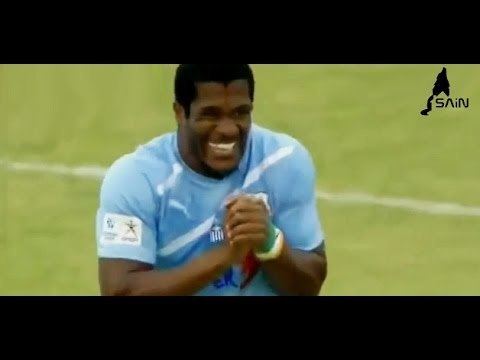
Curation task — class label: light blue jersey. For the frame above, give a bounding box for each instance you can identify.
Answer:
[96,124,325,295]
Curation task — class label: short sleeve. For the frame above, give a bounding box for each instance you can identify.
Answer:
[272,143,325,251]
[95,156,158,265]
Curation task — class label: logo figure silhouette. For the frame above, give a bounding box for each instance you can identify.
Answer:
[125,220,138,238]
[421,67,450,116]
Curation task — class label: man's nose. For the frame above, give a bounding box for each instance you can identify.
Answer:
[215,117,239,138]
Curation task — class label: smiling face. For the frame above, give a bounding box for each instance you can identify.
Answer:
[175,79,253,178]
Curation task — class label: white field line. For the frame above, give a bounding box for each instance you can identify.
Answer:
[2,160,480,217]
[315,190,480,217]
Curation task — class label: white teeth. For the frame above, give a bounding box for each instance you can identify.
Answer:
[209,142,236,152]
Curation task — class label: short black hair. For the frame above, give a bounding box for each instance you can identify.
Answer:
[174,64,255,118]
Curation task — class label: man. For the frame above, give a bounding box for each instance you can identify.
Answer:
[96,64,327,296]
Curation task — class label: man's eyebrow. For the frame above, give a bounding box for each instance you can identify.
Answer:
[232,104,253,111]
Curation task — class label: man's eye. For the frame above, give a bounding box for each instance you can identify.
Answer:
[199,113,219,120]
[233,110,250,119]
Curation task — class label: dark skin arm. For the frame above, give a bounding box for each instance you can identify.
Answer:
[99,242,249,296]
[260,244,327,296]
[226,196,327,296]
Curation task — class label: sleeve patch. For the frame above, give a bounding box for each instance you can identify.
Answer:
[100,213,143,247]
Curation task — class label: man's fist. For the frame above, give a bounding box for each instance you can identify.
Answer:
[224,195,270,252]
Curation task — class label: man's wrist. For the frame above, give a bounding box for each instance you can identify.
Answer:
[254,222,284,261]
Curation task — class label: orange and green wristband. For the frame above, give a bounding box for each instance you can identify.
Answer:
[254,222,284,261]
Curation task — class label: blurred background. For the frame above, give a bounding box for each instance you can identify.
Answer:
[1,64,479,295]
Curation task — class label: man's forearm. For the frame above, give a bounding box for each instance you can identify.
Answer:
[102,246,235,296]
[261,242,327,296]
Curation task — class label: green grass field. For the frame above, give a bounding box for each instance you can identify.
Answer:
[1,64,479,295]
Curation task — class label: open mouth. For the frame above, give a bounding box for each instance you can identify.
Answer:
[208,142,236,156]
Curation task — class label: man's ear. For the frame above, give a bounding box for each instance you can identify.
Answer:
[173,102,186,126]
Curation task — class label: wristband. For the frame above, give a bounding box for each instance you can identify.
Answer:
[254,222,284,261]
